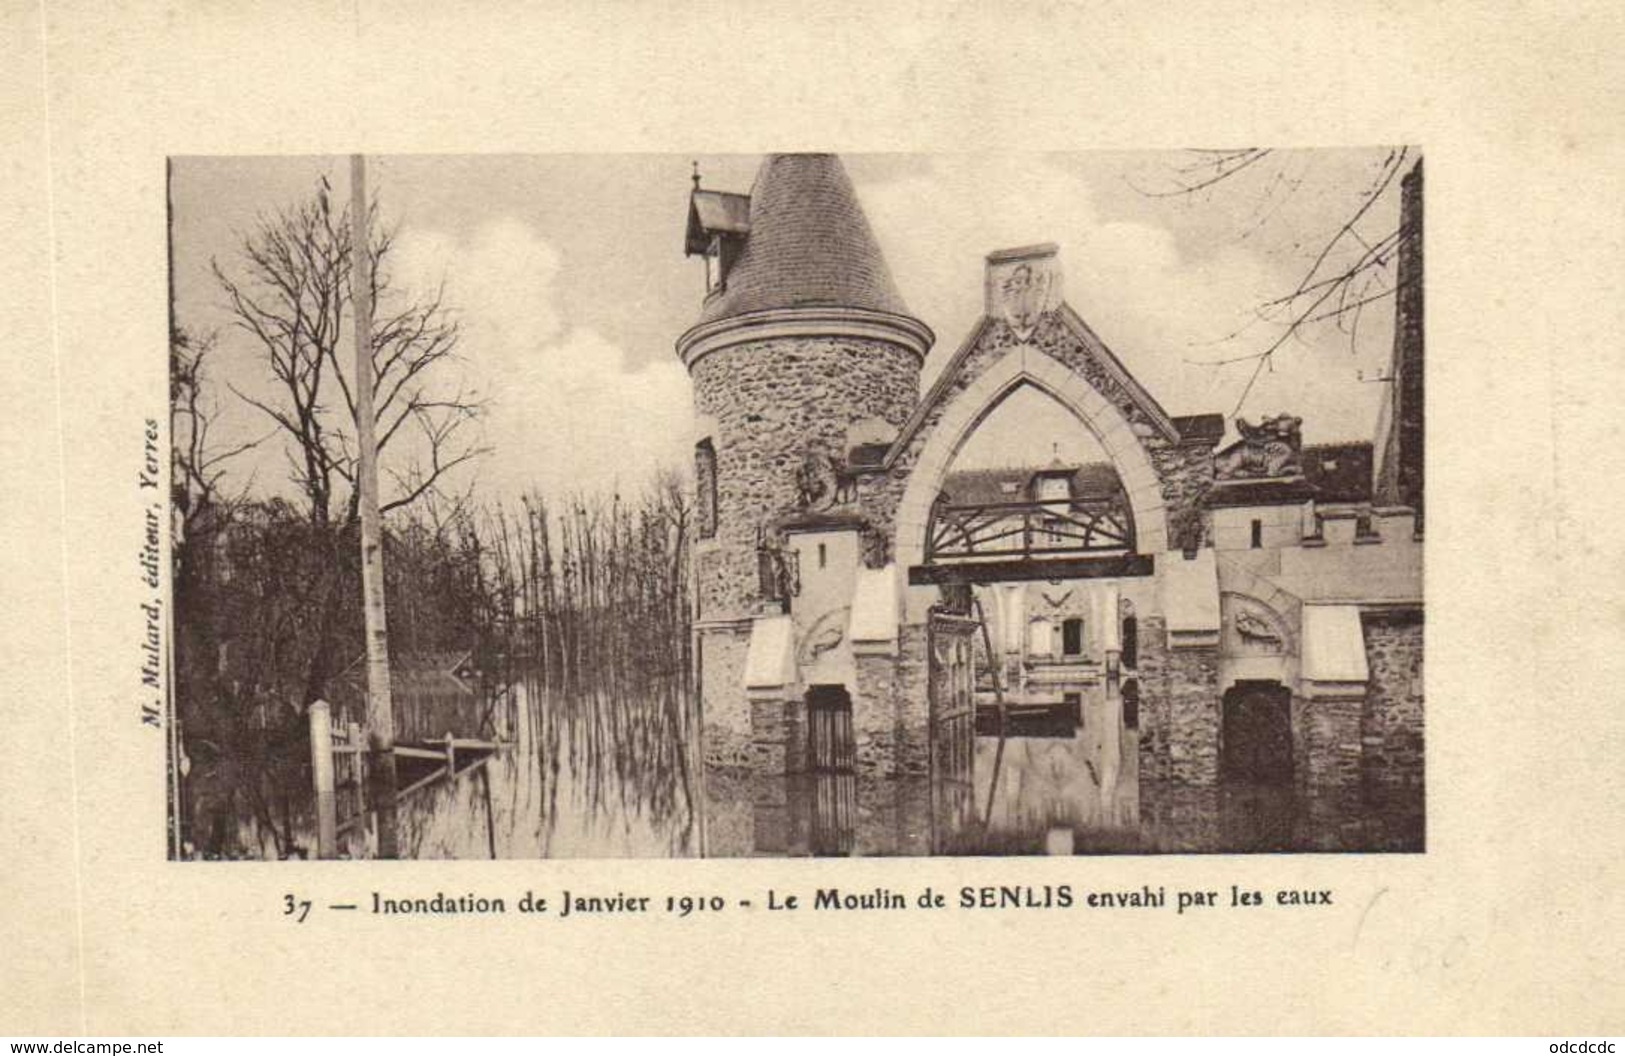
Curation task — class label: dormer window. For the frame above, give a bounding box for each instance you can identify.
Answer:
[1034,475,1071,504]
[685,184,751,297]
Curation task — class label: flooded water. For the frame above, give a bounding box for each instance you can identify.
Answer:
[197,672,1421,858]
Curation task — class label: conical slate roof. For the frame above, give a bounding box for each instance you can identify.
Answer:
[697,154,914,325]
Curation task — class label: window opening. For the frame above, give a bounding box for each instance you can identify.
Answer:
[1062,618,1084,657]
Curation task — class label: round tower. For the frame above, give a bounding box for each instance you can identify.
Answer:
[678,154,932,622]
[678,154,932,772]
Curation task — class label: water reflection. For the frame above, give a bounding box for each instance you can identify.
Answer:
[209,666,1421,858]
[398,672,699,859]
[965,690,1142,855]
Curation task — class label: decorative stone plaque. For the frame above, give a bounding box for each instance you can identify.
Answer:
[985,243,1063,340]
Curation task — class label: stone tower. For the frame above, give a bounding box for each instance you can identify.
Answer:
[678,153,933,767]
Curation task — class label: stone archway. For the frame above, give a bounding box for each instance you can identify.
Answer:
[893,344,1170,571]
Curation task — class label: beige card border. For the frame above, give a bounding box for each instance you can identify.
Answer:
[5,0,1624,1036]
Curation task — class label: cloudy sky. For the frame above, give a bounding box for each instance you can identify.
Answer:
[171,149,1407,504]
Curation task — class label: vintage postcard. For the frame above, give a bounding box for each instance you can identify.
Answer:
[5,1,1622,1038]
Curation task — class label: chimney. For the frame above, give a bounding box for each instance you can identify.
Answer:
[1373,158,1424,515]
[985,242,1062,340]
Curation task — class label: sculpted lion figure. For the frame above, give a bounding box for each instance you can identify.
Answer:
[794,447,856,510]
[1216,414,1303,480]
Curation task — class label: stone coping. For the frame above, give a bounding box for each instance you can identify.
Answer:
[676,305,934,369]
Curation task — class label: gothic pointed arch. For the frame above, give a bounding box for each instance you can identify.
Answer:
[891,340,1171,570]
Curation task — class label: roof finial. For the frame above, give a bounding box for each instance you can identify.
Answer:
[691,160,701,190]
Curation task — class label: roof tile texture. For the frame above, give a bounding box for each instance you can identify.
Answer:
[698,154,913,325]
[942,463,1124,506]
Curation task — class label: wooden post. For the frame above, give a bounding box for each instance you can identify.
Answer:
[444,732,456,780]
[351,154,400,858]
[308,701,338,859]
[346,720,363,820]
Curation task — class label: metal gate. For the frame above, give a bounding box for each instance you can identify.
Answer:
[927,613,978,848]
[805,684,855,855]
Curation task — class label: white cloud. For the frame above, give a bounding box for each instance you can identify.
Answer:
[393,219,692,502]
[857,156,1390,446]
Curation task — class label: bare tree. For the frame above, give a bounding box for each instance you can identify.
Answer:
[204,177,488,714]
[212,177,486,530]
[170,325,267,528]
[1138,147,1419,414]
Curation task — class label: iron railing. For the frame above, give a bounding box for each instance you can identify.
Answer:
[926,493,1135,563]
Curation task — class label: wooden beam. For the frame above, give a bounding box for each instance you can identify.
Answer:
[392,745,449,760]
[909,553,1155,585]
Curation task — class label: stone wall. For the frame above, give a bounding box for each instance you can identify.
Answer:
[1151,443,1216,550]
[690,335,920,620]
[1134,615,1225,787]
[1299,693,1364,796]
[696,768,756,857]
[1361,611,1424,790]
[854,651,899,776]
[1136,615,1171,781]
[1131,615,1223,787]
[854,624,932,777]
[1164,644,1221,785]
[697,625,751,768]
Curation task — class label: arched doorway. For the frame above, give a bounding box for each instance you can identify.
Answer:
[1220,681,1293,785]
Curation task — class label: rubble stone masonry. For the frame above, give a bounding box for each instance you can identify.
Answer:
[698,627,751,768]
[1136,615,1171,781]
[1302,693,1364,796]
[1164,644,1221,785]
[1361,612,1424,790]
[690,335,919,619]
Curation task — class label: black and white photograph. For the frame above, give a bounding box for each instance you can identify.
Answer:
[167,148,1424,860]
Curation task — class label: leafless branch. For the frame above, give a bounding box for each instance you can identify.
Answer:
[1132,148,1275,198]
[1147,147,1415,414]
[211,178,484,526]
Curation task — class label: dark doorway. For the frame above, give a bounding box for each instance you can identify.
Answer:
[1220,681,1293,785]
[1121,678,1139,730]
[806,684,855,773]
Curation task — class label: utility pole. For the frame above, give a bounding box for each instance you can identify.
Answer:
[165,156,185,860]
[351,154,399,858]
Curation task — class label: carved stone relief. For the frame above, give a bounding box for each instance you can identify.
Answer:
[1214,414,1304,480]
[793,445,856,511]
[798,606,851,665]
[1221,593,1292,657]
